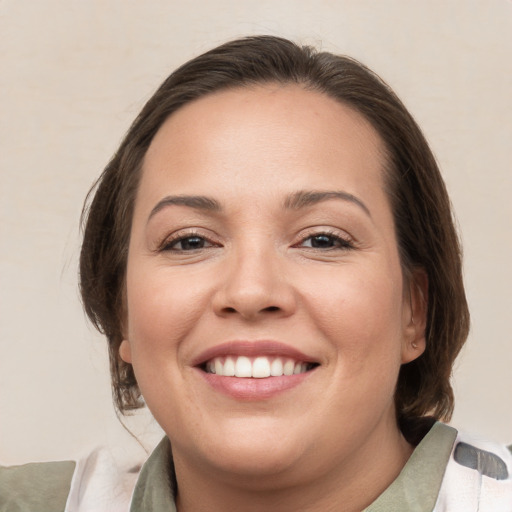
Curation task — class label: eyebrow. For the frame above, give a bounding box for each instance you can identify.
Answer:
[148,195,222,221]
[284,190,371,217]
[148,189,371,222]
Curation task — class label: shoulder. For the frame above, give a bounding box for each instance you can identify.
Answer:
[435,427,512,512]
[0,460,75,512]
[0,446,145,512]
[64,446,143,512]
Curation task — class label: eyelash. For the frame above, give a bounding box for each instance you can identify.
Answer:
[159,229,354,253]
[295,230,354,251]
[159,231,219,252]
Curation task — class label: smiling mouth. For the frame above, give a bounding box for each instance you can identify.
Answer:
[202,356,319,378]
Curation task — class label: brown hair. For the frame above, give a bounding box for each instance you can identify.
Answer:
[80,35,469,421]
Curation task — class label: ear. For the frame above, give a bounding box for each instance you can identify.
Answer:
[119,339,133,364]
[401,268,428,364]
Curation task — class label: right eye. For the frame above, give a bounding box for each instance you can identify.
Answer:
[299,233,352,250]
[162,234,213,252]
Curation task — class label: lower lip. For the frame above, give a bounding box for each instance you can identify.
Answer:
[196,369,315,400]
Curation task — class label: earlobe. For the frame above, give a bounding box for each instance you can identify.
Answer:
[119,339,133,363]
[401,269,428,364]
[402,337,426,364]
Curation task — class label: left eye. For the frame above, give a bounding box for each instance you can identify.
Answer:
[299,234,351,249]
[164,235,212,251]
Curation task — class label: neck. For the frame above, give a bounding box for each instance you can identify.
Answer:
[172,417,413,512]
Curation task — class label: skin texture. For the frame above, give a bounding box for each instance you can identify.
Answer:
[120,85,427,512]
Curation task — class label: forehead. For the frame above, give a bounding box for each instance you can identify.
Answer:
[139,85,388,208]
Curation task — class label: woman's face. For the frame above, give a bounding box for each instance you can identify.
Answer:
[121,85,425,483]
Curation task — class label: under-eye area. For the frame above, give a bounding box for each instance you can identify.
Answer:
[200,356,320,378]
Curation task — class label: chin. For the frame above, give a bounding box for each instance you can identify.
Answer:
[179,416,311,479]
[204,443,307,486]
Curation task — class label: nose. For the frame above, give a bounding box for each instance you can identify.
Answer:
[212,244,297,321]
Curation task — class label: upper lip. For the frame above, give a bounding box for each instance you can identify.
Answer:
[191,340,319,367]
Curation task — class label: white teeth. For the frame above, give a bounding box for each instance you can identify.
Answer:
[205,356,312,378]
[235,356,252,377]
[270,358,283,376]
[252,357,271,378]
[283,359,295,376]
[223,356,235,376]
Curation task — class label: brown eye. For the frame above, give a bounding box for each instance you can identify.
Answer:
[164,235,212,251]
[300,234,352,250]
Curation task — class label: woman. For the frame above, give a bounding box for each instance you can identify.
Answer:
[2,35,511,512]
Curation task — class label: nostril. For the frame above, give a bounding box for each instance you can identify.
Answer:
[264,306,280,312]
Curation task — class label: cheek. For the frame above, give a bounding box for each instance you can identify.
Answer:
[125,264,210,360]
[123,266,213,423]
[304,266,405,368]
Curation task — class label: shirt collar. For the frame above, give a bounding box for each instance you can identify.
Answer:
[130,437,176,512]
[364,422,457,511]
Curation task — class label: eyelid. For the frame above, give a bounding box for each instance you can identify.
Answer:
[294,227,355,249]
[157,228,221,252]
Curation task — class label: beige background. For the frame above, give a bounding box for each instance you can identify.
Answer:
[1,1,511,464]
